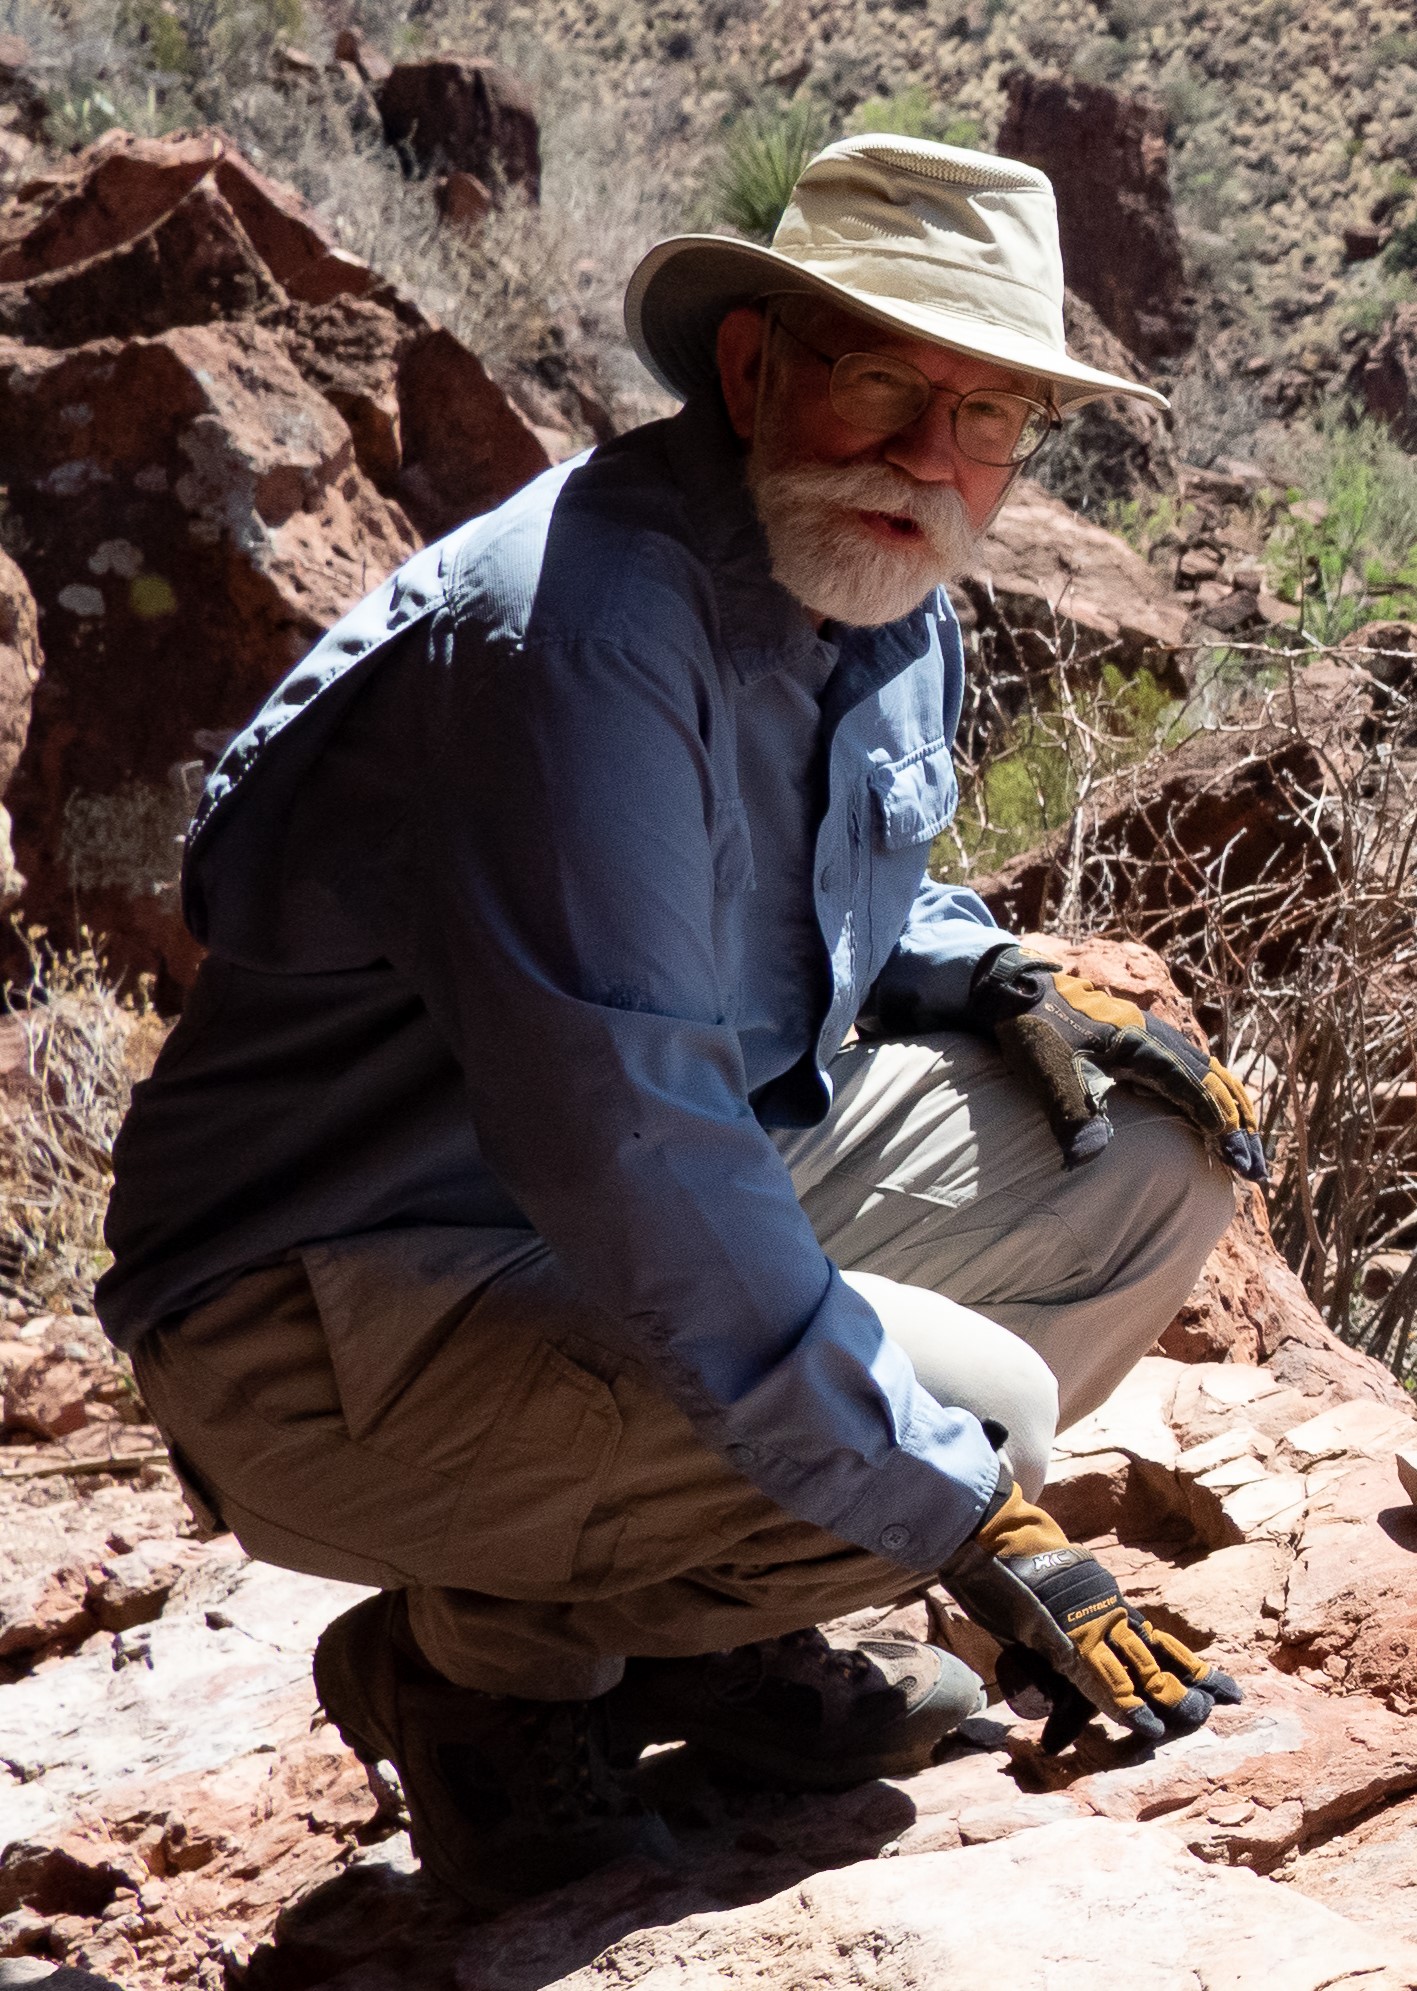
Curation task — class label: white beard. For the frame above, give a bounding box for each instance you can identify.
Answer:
[745,455,981,627]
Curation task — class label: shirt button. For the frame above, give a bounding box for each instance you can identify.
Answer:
[725,1442,755,1469]
[879,1524,912,1557]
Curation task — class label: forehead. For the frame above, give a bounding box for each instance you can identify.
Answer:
[785,297,1038,397]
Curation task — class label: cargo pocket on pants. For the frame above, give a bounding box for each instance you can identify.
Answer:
[439,1336,622,1597]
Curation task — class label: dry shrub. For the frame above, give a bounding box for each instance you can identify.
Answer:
[0,928,165,1315]
[947,629,1417,1376]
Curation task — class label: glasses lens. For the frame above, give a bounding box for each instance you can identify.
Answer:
[829,352,932,433]
[956,391,1052,465]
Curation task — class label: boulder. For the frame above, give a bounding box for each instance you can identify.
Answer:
[996,71,1195,362]
[0,175,285,346]
[275,300,551,540]
[374,58,541,200]
[976,663,1356,952]
[0,321,418,996]
[954,477,1191,688]
[0,130,375,312]
[332,27,392,87]
[1348,302,1417,450]
[0,1565,93,1658]
[1274,1456,1417,1708]
[434,168,494,232]
[472,1815,1417,1989]
[84,1540,202,1633]
[2,1358,93,1440]
[0,128,552,993]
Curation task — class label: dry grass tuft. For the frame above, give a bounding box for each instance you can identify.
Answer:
[0,929,166,1316]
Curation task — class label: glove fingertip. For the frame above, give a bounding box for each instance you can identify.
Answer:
[1201,1667,1243,1705]
[1220,1129,1269,1183]
[1040,1698,1094,1756]
[1163,1686,1215,1731]
[1063,1115,1114,1167]
[1124,1704,1167,1745]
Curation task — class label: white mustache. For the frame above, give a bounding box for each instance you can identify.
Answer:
[756,460,975,562]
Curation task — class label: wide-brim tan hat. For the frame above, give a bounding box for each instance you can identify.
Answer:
[626,132,1167,413]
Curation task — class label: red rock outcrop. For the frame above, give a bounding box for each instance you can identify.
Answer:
[997,71,1196,362]
[976,658,1367,951]
[1349,301,1417,450]
[0,130,550,997]
[374,58,541,200]
[954,477,1192,689]
[0,321,417,998]
[0,130,375,309]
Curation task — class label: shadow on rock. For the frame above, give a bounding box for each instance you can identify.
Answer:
[242,1739,926,1991]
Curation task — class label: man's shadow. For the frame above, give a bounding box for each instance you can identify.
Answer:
[242,1709,1165,1990]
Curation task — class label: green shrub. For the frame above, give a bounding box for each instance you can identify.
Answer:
[1265,411,1417,643]
[710,99,828,243]
[1383,217,1417,275]
[848,85,978,149]
[1105,491,1196,555]
[45,86,126,148]
[936,664,1183,880]
[1341,272,1417,339]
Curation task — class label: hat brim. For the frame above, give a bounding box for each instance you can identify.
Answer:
[625,235,1169,413]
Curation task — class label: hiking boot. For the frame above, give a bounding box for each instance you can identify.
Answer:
[609,1627,986,1791]
[313,1591,676,1910]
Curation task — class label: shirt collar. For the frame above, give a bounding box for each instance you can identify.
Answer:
[661,392,827,685]
[661,392,939,699]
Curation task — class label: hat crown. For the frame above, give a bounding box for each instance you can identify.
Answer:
[769,134,1066,350]
[621,129,1166,414]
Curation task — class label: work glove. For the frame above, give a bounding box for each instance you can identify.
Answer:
[941,1475,1242,1754]
[965,943,1267,1182]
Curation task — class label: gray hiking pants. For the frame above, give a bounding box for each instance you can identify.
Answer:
[133,1032,1235,1699]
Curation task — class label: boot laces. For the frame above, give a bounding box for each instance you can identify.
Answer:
[779,1627,876,1685]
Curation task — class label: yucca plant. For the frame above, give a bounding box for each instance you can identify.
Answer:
[710,100,828,244]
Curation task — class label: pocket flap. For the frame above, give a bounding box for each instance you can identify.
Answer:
[869,742,958,850]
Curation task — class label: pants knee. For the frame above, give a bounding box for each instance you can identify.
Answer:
[848,1269,1060,1505]
[991,1339,1058,1502]
[1114,1099,1233,1250]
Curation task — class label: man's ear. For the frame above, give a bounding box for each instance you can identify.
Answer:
[716,306,768,441]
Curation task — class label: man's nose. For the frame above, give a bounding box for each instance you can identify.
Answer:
[880,394,966,484]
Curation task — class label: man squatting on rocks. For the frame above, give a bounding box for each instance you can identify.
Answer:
[96,137,1267,1906]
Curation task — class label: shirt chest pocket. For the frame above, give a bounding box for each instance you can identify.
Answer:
[868,739,959,850]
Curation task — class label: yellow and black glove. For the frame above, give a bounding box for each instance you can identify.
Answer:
[941,1476,1242,1754]
[965,943,1267,1182]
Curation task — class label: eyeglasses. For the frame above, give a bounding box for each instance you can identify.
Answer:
[771,313,1059,467]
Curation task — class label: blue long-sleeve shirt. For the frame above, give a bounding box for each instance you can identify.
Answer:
[97,392,1012,1569]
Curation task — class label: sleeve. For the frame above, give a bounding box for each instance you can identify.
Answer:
[399,620,1000,1572]
[860,877,1017,1035]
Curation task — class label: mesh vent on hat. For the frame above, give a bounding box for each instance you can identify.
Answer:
[808,134,1051,196]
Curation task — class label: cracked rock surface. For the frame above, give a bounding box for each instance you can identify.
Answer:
[2,973,1416,1991]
